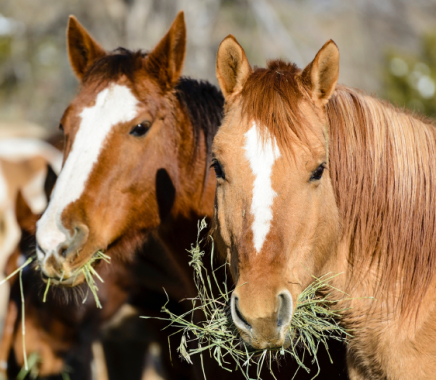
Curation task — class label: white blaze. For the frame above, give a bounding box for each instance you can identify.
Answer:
[36,84,139,259]
[244,122,281,253]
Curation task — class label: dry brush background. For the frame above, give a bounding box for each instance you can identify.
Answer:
[1,0,436,134]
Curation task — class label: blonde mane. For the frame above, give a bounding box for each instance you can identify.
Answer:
[328,86,436,313]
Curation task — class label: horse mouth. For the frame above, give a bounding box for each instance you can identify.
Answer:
[41,250,108,287]
[240,331,292,352]
[41,268,84,287]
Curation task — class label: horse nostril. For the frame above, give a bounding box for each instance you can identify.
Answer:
[277,291,293,328]
[60,223,89,259]
[231,295,252,331]
[60,247,67,258]
[36,242,46,256]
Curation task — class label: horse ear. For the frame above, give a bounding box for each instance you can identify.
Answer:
[145,11,186,90]
[15,190,38,234]
[67,15,106,80]
[301,40,339,106]
[216,35,252,99]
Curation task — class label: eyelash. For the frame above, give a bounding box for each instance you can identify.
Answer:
[211,159,225,179]
[310,163,326,181]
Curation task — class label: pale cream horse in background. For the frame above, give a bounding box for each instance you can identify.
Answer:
[0,128,62,323]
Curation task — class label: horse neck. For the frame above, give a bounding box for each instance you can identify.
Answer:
[164,102,216,232]
[157,107,216,262]
[326,86,436,320]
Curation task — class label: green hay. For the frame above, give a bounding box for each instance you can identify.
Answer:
[17,352,40,380]
[19,268,28,371]
[40,251,111,308]
[142,219,352,380]
[17,352,71,380]
[0,256,33,286]
[42,278,50,303]
[0,256,34,371]
[79,251,111,309]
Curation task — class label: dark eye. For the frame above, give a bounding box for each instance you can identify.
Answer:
[59,123,64,132]
[310,163,325,181]
[130,121,151,137]
[211,159,225,180]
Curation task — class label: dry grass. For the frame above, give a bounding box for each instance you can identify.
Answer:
[41,251,111,308]
[142,219,351,380]
[79,251,111,309]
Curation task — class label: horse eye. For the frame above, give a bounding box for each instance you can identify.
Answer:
[211,159,225,180]
[130,121,150,137]
[59,123,64,132]
[310,164,325,181]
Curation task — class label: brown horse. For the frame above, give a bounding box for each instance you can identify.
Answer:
[35,12,220,292]
[29,11,225,380]
[212,34,436,379]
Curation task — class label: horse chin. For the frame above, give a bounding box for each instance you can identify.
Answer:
[42,270,86,287]
[241,333,292,351]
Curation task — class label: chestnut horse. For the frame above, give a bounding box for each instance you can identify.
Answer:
[212,34,436,379]
[35,12,220,293]
[30,11,226,380]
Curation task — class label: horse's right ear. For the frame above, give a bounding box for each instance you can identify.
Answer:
[216,35,252,99]
[145,11,186,91]
[15,191,38,234]
[67,16,105,80]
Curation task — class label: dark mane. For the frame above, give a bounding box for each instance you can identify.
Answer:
[175,77,224,166]
[83,47,147,84]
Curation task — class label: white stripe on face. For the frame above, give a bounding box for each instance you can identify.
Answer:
[36,84,139,259]
[244,122,281,253]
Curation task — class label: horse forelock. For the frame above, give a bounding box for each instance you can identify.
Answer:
[82,48,148,85]
[240,59,320,158]
[327,85,436,315]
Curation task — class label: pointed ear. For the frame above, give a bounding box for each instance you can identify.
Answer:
[15,191,38,234]
[216,35,252,99]
[145,11,186,90]
[300,40,339,106]
[67,15,106,80]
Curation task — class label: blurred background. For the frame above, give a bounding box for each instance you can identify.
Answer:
[1,0,436,136]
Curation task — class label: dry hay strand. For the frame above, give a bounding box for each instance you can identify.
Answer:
[42,251,111,309]
[142,219,352,380]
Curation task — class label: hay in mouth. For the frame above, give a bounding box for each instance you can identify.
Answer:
[42,251,111,309]
[141,219,352,380]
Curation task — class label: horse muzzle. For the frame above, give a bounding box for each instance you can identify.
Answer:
[230,290,293,350]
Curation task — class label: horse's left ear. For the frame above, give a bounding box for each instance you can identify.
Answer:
[300,40,339,106]
[67,16,106,80]
[145,11,186,91]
